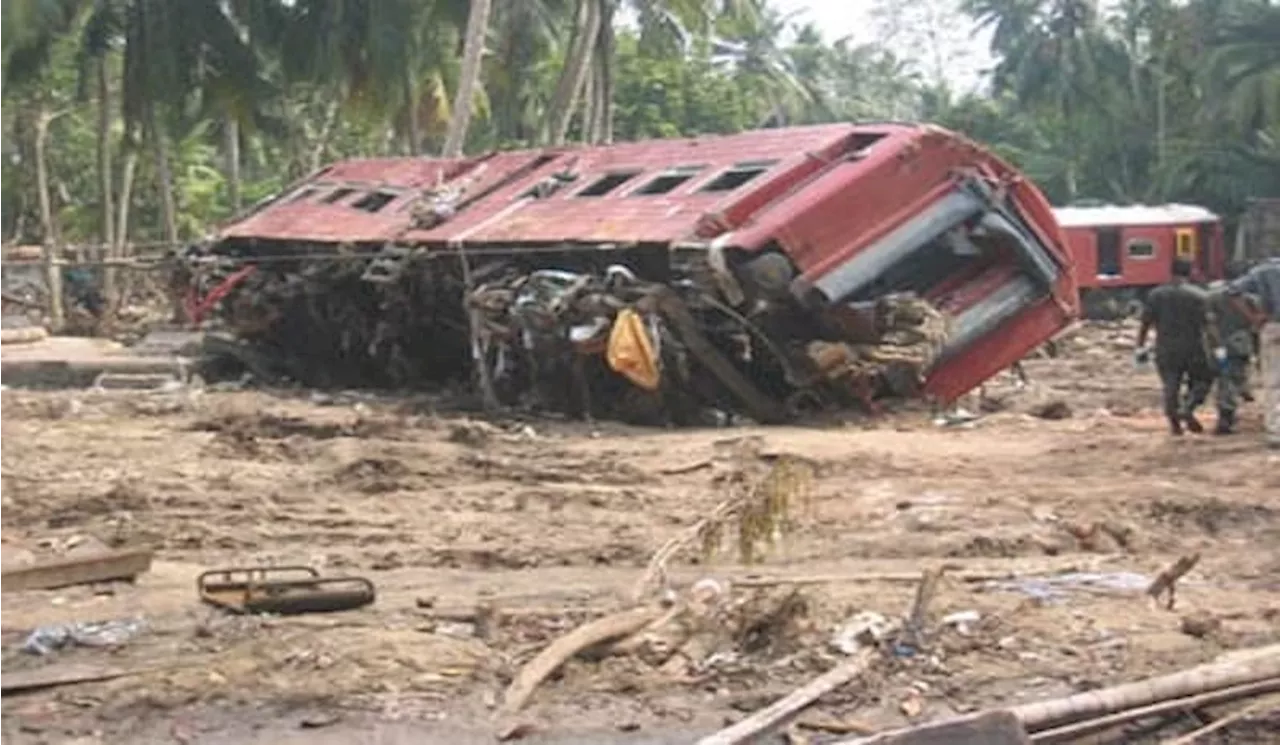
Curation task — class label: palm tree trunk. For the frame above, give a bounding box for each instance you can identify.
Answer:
[97,58,119,314]
[145,102,179,248]
[598,2,616,144]
[542,0,602,146]
[582,57,599,143]
[145,101,183,323]
[442,0,494,157]
[116,148,138,258]
[35,107,66,333]
[224,115,242,213]
[404,71,421,155]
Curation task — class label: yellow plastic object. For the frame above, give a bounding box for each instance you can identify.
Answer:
[606,309,661,391]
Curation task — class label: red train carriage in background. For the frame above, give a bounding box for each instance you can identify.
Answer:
[1051,204,1227,318]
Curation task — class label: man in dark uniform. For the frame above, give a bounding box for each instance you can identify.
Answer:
[1229,259,1280,446]
[1135,258,1214,435]
[1206,280,1267,434]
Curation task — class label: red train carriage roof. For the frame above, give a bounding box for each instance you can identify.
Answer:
[219,123,918,247]
[1052,204,1219,229]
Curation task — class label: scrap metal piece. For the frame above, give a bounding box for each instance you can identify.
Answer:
[2,548,154,593]
[197,566,376,615]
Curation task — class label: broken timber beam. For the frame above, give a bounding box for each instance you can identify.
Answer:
[2,548,153,593]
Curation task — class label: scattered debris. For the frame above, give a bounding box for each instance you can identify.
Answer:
[447,419,499,447]
[298,711,342,729]
[497,606,665,722]
[1028,399,1072,420]
[940,610,981,636]
[197,566,376,615]
[22,618,147,655]
[985,570,1151,602]
[1,547,153,593]
[695,648,878,745]
[897,567,945,654]
[831,612,898,655]
[1161,696,1280,745]
[0,662,163,696]
[835,644,1280,744]
[1179,611,1222,640]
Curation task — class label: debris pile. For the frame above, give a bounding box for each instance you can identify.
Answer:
[198,256,954,425]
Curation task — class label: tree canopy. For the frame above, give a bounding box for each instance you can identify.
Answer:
[3,0,1278,254]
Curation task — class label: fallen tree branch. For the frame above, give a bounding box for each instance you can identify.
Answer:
[496,606,663,721]
[695,648,878,745]
[1147,553,1200,610]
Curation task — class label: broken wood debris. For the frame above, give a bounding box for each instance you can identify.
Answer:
[1159,694,1280,745]
[497,605,664,721]
[1147,553,1201,610]
[833,644,1280,744]
[1,547,153,593]
[695,648,878,745]
[1,662,161,696]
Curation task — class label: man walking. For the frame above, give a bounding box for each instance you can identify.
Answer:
[1228,259,1280,447]
[1206,280,1267,434]
[1136,258,1214,435]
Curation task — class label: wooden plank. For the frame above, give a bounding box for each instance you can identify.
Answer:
[1,548,153,593]
[1,663,154,695]
[845,712,1030,745]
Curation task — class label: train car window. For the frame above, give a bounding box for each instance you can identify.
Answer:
[1127,240,1156,259]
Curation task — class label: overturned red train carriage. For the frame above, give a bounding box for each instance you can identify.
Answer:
[1052,204,1226,318]
[197,122,1079,421]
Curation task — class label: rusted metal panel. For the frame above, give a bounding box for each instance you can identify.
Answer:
[1,548,154,593]
[219,124,861,248]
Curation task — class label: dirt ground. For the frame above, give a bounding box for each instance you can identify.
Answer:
[2,321,1279,744]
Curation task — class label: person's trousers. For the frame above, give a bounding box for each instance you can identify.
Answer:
[1216,355,1251,414]
[1157,354,1213,421]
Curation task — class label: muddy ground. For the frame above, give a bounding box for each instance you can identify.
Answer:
[2,321,1278,744]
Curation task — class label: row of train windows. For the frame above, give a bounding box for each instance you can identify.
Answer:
[288,160,778,213]
[555,160,777,199]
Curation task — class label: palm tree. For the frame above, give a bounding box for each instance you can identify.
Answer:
[3,0,85,331]
[442,0,494,156]
[1206,1,1280,142]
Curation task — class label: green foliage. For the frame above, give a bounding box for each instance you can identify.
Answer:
[2,0,1277,252]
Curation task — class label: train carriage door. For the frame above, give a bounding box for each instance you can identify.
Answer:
[1175,227,1197,267]
[1096,227,1122,277]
